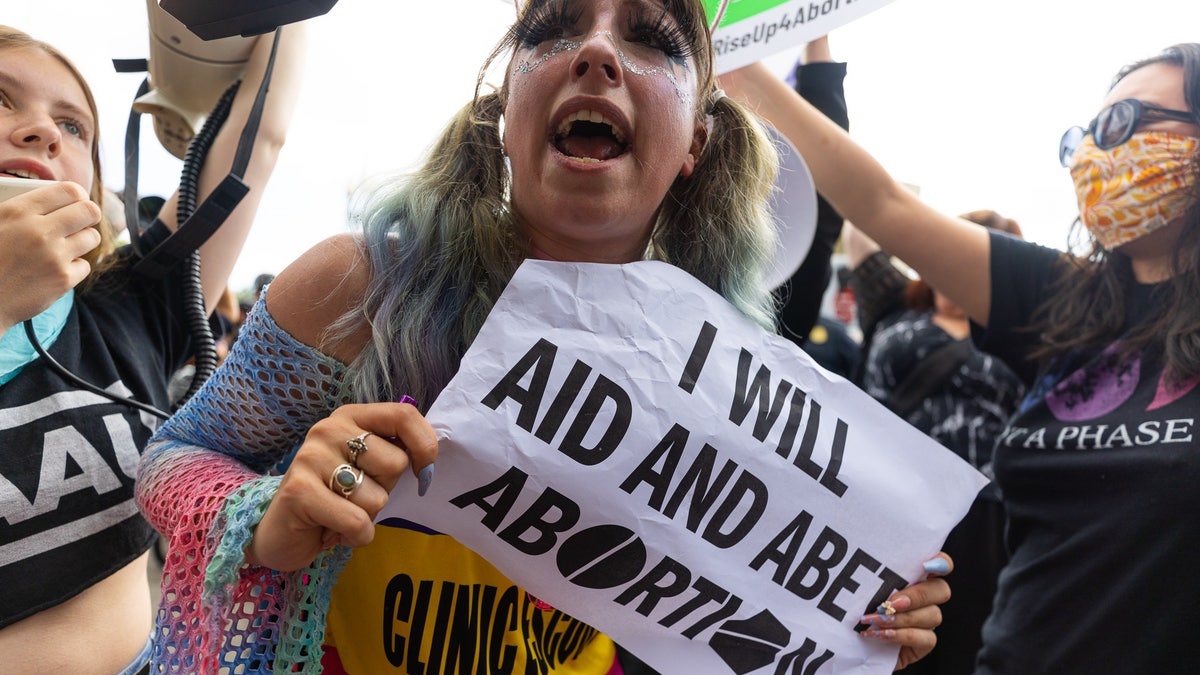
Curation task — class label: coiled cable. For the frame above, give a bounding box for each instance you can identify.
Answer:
[173,82,240,409]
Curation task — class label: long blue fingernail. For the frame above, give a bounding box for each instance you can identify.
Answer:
[400,395,418,407]
[418,464,435,496]
[923,557,950,574]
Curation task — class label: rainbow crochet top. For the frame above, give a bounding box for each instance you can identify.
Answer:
[136,297,351,674]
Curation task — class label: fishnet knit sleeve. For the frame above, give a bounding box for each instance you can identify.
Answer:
[136,295,352,674]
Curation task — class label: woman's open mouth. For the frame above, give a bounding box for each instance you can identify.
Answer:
[1,169,44,180]
[553,110,629,163]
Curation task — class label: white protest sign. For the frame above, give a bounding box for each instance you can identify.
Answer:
[380,260,987,674]
[707,0,900,74]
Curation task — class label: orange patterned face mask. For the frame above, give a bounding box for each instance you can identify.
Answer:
[1070,132,1199,249]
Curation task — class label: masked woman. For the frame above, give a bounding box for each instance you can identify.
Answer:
[135,1,950,673]
[722,42,1200,673]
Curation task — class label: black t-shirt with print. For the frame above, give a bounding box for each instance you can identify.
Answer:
[0,239,190,628]
[973,232,1200,673]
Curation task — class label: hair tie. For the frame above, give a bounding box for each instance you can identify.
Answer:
[708,88,727,118]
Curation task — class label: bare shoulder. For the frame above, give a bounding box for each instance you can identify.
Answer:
[264,233,372,363]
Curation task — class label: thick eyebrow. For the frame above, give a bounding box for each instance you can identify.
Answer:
[0,69,95,130]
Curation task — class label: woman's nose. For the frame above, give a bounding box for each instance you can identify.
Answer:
[570,32,623,86]
[10,112,61,157]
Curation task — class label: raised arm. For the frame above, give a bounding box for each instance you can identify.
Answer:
[841,217,881,269]
[719,62,994,325]
[804,34,831,63]
[155,24,307,314]
[776,35,850,342]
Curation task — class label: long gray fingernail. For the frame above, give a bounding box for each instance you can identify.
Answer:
[418,464,436,496]
[923,557,950,575]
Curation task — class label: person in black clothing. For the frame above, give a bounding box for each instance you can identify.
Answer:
[802,312,861,377]
[773,36,850,347]
[723,41,1200,674]
[0,23,305,674]
[844,211,1025,675]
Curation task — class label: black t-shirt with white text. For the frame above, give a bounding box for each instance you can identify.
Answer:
[0,246,189,627]
[973,232,1200,673]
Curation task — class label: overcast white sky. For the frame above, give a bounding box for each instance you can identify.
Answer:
[8,0,1200,292]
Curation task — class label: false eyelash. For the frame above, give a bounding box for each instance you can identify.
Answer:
[628,4,697,61]
[512,0,584,49]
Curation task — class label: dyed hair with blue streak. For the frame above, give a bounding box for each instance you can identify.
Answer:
[332,0,782,407]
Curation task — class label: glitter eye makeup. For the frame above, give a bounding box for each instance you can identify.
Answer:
[513,30,693,105]
[514,37,579,74]
[511,0,697,95]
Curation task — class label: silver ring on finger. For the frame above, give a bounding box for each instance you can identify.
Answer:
[329,463,364,498]
[346,431,372,467]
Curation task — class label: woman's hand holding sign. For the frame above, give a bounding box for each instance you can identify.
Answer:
[858,553,953,670]
[245,400,438,572]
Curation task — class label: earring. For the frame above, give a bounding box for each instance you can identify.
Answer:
[498,112,508,156]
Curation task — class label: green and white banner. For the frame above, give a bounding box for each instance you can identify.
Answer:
[703,0,899,73]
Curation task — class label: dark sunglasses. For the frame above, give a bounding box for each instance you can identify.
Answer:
[1058,98,1194,167]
